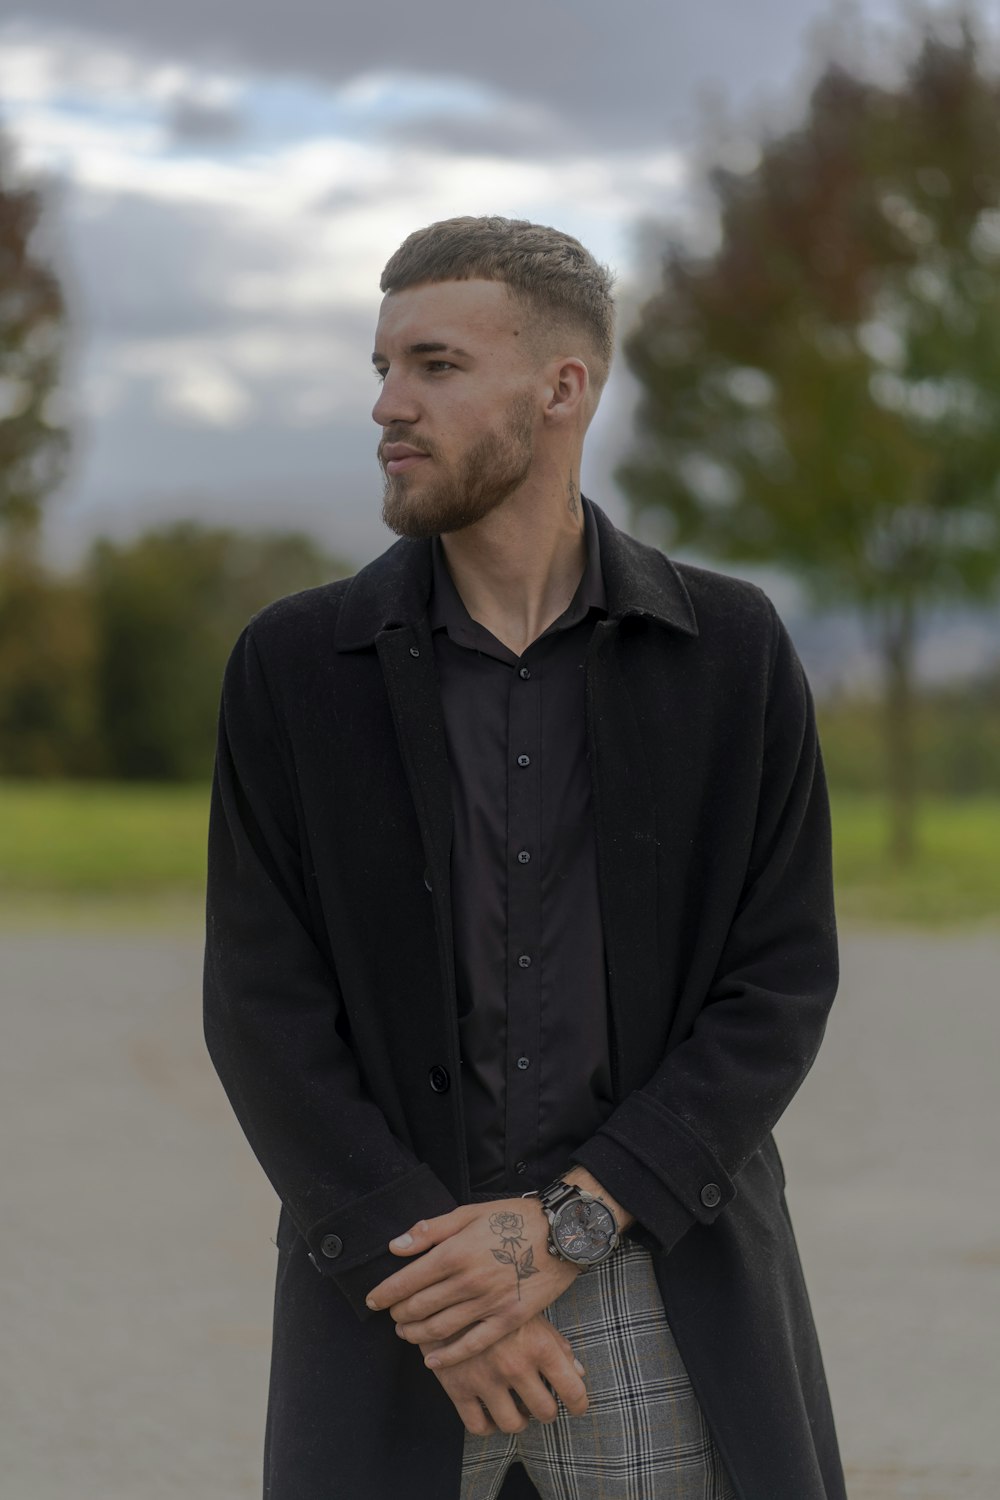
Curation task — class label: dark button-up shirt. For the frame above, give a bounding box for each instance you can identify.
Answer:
[428,495,615,1199]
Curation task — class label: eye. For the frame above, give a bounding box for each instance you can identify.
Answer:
[372,366,387,383]
[424,360,454,373]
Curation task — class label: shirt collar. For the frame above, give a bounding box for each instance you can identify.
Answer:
[333,494,697,652]
[428,493,607,641]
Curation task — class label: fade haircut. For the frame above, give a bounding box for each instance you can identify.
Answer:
[379,215,616,390]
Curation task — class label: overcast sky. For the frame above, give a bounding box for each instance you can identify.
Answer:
[1,0,991,582]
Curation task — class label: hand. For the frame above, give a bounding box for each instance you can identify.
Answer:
[366,1199,582,1367]
[422,1314,589,1437]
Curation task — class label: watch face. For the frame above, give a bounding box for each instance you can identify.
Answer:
[553,1198,617,1263]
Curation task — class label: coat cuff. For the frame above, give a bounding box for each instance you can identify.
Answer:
[569,1089,735,1255]
[301,1164,458,1321]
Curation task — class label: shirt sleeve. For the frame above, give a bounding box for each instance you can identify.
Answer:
[569,603,838,1253]
[203,622,458,1320]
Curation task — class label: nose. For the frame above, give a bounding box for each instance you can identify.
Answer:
[372,368,418,429]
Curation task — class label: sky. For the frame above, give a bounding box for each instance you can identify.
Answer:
[1,0,995,659]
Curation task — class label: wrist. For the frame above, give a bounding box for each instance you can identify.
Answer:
[560,1167,635,1232]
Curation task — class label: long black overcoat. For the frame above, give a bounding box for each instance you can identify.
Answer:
[203,498,845,1500]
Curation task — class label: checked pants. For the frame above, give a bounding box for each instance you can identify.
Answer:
[460,1237,735,1500]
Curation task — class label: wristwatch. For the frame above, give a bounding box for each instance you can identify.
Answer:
[524,1178,620,1270]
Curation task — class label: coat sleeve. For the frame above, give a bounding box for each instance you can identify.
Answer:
[203,622,458,1320]
[569,602,838,1254]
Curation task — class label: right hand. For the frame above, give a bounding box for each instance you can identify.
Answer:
[421,1312,588,1437]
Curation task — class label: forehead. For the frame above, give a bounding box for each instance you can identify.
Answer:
[373,278,526,353]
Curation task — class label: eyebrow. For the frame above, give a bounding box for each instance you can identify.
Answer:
[371,342,472,364]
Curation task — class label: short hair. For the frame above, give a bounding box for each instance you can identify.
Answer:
[379,215,616,388]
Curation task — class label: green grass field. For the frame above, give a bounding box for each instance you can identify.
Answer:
[1,781,998,929]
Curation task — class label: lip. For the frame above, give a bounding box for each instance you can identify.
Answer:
[385,453,430,475]
[381,442,431,476]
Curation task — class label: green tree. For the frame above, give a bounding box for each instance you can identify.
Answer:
[619,16,1000,860]
[89,522,349,780]
[0,558,101,776]
[0,128,70,559]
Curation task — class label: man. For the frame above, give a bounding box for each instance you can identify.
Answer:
[204,216,844,1499]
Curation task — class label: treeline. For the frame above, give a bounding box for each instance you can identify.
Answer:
[818,682,1000,798]
[0,522,350,780]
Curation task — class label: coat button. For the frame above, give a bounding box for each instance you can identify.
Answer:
[409,646,420,657]
[519,667,531,680]
[320,1233,343,1258]
[700,1183,722,1209]
[428,1064,450,1093]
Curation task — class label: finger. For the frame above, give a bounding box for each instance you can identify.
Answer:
[511,1372,560,1425]
[423,1316,510,1369]
[395,1298,486,1344]
[452,1396,498,1439]
[387,1277,474,1326]
[539,1346,589,1417]
[387,1206,478,1256]
[367,1246,455,1310]
[477,1385,529,1437]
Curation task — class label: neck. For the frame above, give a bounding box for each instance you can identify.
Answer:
[438,463,586,656]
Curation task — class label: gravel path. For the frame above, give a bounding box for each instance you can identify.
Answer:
[2,923,997,1498]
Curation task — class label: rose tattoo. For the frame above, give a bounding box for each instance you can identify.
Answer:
[488,1210,540,1299]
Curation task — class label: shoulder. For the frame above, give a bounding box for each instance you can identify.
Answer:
[672,559,777,642]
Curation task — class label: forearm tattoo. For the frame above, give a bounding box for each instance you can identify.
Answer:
[488,1211,540,1299]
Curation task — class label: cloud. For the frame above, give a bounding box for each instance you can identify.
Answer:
[1,0,909,152]
[165,96,247,146]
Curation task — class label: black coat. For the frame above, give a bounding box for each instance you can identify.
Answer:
[203,498,845,1500]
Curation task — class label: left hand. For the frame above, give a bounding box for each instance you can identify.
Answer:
[365,1198,582,1368]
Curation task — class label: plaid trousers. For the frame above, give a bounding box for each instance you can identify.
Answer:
[460,1237,735,1500]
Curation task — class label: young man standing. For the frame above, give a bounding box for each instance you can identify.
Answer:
[204,216,844,1499]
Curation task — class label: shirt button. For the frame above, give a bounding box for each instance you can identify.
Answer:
[516,754,531,767]
[516,1055,531,1071]
[517,850,531,864]
[515,1161,527,1174]
[519,667,531,680]
[517,954,531,968]
[700,1183,722,1209]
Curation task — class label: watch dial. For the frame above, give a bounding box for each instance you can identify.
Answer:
[554,1199,616,1263]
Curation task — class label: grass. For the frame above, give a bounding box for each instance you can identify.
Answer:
[831,794,1000,929]
[1,780,998,930]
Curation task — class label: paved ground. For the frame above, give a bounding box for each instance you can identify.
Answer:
[2,921,998,1498]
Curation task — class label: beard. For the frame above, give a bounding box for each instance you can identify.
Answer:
[380,390,536,539]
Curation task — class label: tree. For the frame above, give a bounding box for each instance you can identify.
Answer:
[619,15,1000,860]
[89,522,349,780]
[0,127,71,559]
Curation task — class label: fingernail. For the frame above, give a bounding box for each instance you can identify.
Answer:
[390,1232,413,1248]
[365,1298,377,1310]
[425,1356,440,1369]
[573,1359,586,1375]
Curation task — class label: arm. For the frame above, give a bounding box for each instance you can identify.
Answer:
[368,605,836,1359]
[203,622,458,1321]
[568,604,837,1253]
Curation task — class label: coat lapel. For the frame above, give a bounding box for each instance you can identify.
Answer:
[585,617,662,1101]
[374,614,469,1193]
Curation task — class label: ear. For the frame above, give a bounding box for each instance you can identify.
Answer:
[543,357,590,424]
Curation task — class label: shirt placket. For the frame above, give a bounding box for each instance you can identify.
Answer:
[505,656,542,1186]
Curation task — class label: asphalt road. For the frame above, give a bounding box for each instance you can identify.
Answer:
[2,922,998,1499]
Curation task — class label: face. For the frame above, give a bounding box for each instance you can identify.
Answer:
[371,279,542,538]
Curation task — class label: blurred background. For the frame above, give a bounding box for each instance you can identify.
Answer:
[1,2,998,1497]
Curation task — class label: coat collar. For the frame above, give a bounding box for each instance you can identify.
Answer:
[334,495,697,652]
